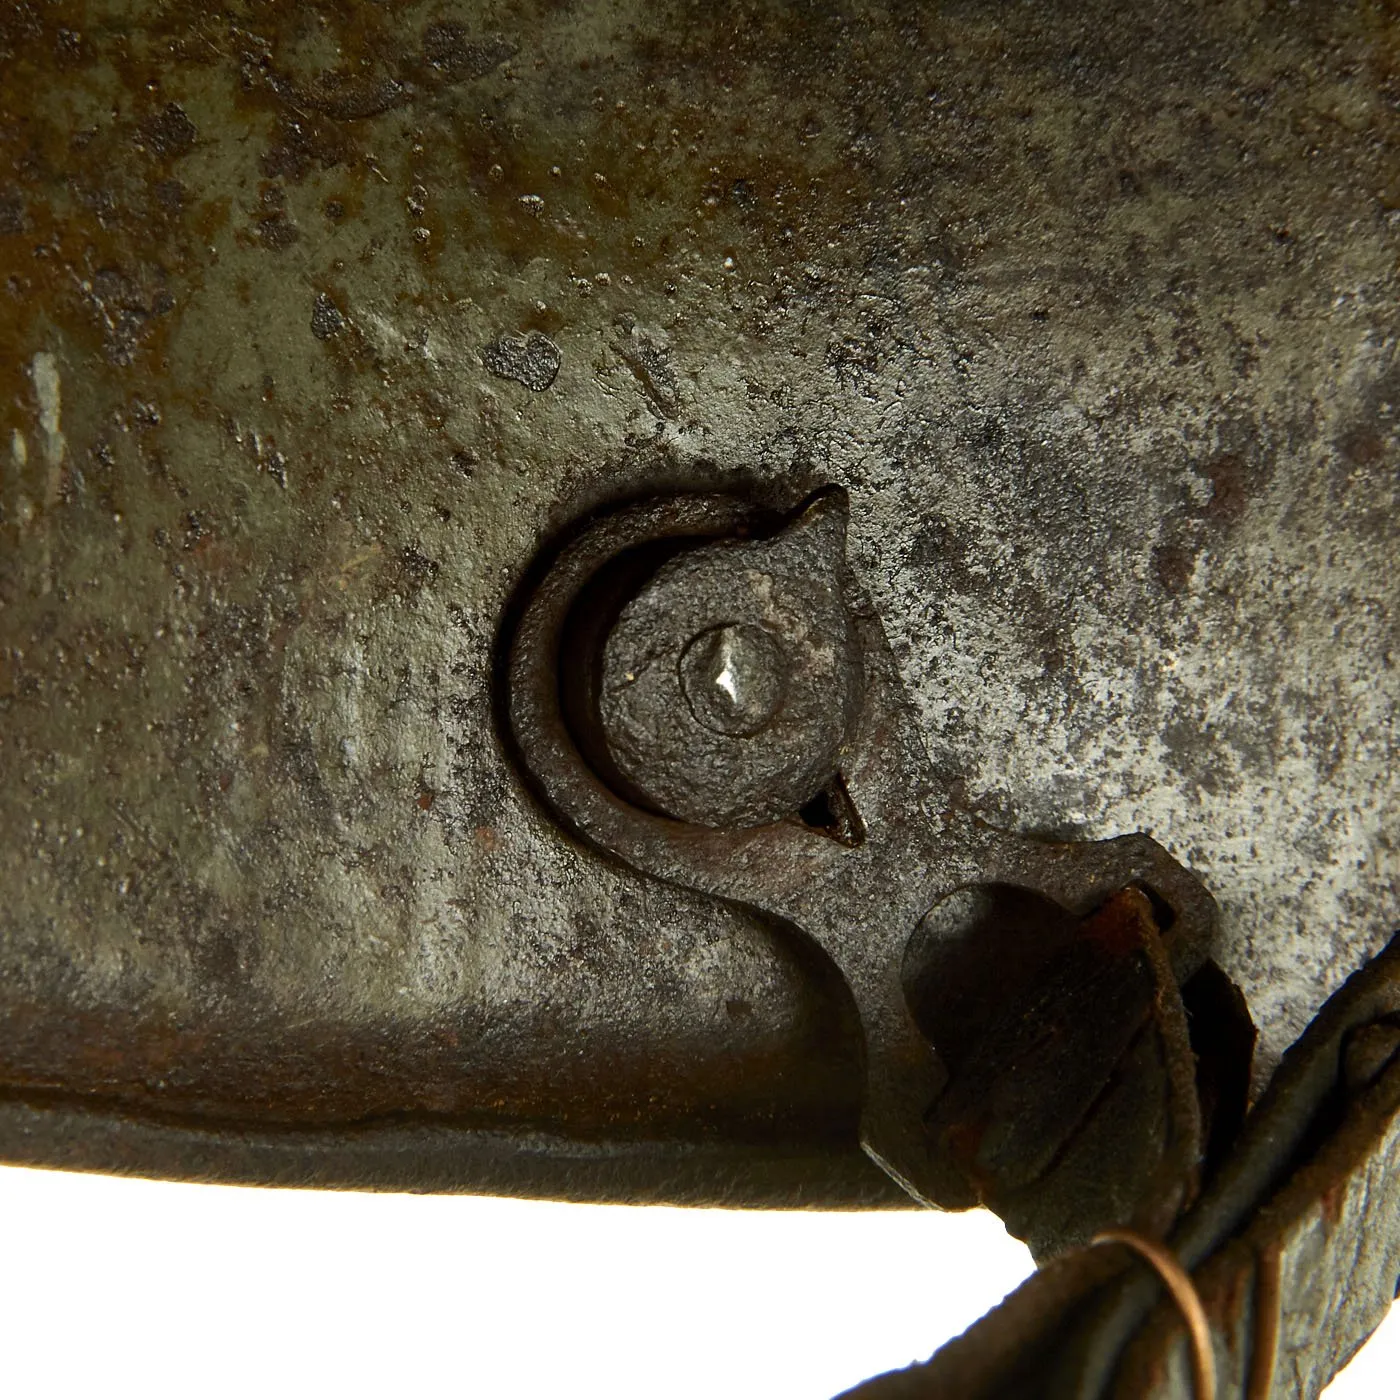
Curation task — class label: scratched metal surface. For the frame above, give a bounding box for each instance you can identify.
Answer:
[0,0,1395,1193]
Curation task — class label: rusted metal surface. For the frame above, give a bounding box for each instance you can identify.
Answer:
[0,0,1396,1206]
[507,486,1235,1254]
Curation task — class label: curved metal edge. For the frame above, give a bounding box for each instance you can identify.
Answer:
[505,490,798,867]
[0,1090,910,1209]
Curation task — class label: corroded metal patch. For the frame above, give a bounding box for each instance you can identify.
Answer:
[0,0,1395,1194]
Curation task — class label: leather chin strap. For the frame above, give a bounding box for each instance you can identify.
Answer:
[843,931,1400,1400]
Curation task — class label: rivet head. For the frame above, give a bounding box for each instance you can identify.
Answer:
[679,622,785,737]
[594,490,864,829]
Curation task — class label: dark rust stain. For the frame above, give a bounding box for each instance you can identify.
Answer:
[1154,542,1195,596]
[1339,426,1385,466]
[1204,454,1250,526]
[135,101,197,160]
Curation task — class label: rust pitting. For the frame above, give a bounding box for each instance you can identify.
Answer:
[0,0,1394,1269]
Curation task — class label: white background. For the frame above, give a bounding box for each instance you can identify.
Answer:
[0,1165,1393,1398]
